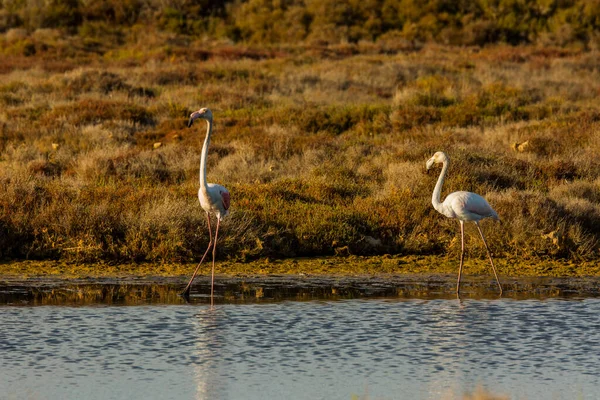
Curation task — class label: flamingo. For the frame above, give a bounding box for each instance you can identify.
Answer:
[426,151,502,295]
[181,108,230,301]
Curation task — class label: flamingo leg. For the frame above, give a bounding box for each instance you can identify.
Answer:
[210,218,221,305]
[457,221,465,295]
[181,213,213,297]
[475,221,503,295]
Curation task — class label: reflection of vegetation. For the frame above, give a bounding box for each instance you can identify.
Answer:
[2,1,600,47]
[0,282,377,306]
[3,265,600,305]
[0,282,185,305]
[354,385,509,400]
[460,386,509,400]
[11,284,187,306]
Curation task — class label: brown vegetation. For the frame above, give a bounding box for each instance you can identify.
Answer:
[1,26,600,267]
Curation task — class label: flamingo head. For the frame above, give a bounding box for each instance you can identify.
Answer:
[188,108,213,127]
[426,151,449,170]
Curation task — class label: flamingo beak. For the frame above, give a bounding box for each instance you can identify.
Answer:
[187,117,194,128]
[426,158,435,171]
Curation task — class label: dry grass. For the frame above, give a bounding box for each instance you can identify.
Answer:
[1,35,600,268]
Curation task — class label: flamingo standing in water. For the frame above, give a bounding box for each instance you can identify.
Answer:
[181,108,230,301]
[426,151,502,295]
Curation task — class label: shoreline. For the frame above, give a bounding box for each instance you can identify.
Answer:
[1,256,600,304]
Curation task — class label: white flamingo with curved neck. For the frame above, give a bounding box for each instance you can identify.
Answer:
[181,107,230,301]
[426,151,502,295]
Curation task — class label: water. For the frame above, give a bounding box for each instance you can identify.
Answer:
[1,298,599,399]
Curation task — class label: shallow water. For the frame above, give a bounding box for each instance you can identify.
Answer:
[1,297,600,399]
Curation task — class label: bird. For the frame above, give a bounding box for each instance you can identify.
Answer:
[426,151,502,295]
[181,108,230,302]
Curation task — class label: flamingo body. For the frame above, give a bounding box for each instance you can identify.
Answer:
[199,184,230,220]
[436,191,499,222]
[426,151,502,295]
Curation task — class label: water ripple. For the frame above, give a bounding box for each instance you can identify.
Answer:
[0,299,599,399]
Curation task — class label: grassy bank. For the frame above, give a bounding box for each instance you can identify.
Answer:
[2,255,600,279]
[1,30,600,267]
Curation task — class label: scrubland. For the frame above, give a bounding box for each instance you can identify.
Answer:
[2,25,600,272]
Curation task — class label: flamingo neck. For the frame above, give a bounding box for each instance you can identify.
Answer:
[432,159,449,213]
[199,118,212,189]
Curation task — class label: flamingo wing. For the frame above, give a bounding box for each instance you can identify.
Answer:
[221,190,230,211]
[463,193,496,217]
[448,191,498,220]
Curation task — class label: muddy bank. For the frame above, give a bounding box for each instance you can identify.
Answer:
[2,255,600,278]
[1,273,600,305]
[2,255,600,305]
